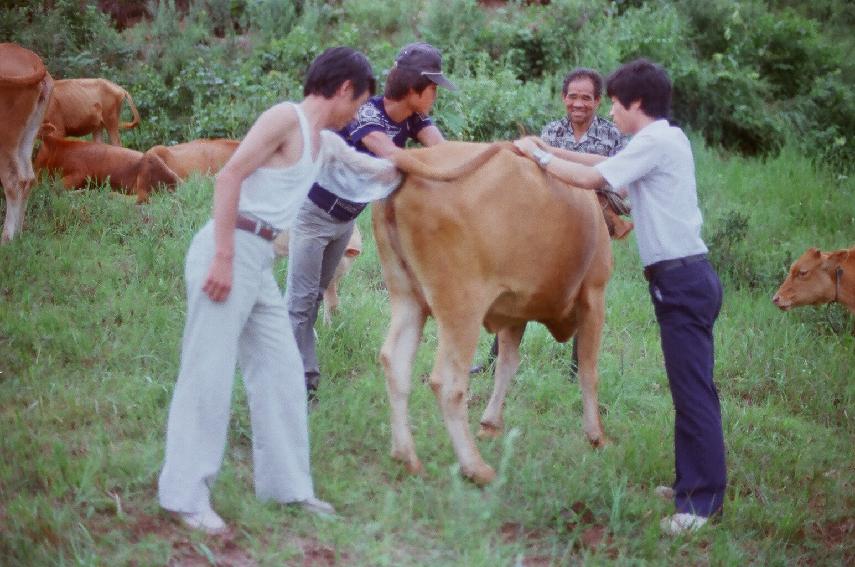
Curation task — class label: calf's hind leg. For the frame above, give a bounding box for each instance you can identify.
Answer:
[431,313,496,485]
[573,287,608,447]
[379,296,427,474]
[478,323,526,438]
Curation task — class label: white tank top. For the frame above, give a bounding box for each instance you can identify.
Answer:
[237,103,321,230]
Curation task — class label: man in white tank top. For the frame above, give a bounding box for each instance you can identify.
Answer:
[514,59,726,537]
[158,47,400,535]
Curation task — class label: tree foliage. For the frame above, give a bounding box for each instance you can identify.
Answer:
[2,0,852,172]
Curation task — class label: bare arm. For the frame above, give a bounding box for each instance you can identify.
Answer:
[514,137,606,190]
[527,136,607,166]
[361,123,445,159]
[415,124,445,147]
[361,131,401,158]
[203,103,300,302]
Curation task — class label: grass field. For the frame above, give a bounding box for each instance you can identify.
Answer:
[1,141,853,565]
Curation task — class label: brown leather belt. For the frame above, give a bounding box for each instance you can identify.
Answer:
[235,214,281,241]
[643,253,707,281]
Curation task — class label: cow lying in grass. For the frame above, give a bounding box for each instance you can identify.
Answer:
[34,131,179,203]
[141,138,239,180]
[35,133,240,203]
[773,245,855,314]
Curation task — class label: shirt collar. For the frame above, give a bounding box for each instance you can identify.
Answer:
[563,115,604,142]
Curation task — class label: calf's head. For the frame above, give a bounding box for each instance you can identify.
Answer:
[772,247,849,310]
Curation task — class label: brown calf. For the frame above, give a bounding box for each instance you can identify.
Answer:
[773,246,855,315]
[34,134,179,203]
[43,78,140,145]
[375,141,612,485]
[0,43,54,243]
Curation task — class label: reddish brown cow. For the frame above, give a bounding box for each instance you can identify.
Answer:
[43,78,140,145]
[0,43,54,243]
[773,246,855,314]
[34,134,179,203]
[374,141,612,485]
[140,139,239,181]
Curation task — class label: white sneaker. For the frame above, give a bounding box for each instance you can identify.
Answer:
[654,485,675,500]
[179,507,229,535]
[660,512,708,536]
[297,496,337,518]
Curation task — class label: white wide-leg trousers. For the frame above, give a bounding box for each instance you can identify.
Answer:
[159,221,314,514]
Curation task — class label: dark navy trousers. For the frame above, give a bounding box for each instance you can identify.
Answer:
[648,258,726,517]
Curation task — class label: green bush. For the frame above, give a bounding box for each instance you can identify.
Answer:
[0,0,129,78]
[2,0,851,171]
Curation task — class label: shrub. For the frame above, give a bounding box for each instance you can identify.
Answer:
[0,0,129,78]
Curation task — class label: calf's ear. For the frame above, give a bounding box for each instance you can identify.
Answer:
[824,250,849,268]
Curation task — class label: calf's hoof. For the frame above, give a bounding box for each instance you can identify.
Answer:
[391,450,424,476]
[477,422,503,439]
[587,433,610,449]
[463,463,496,486]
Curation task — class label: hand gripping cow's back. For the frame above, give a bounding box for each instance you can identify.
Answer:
[373,141,613,485]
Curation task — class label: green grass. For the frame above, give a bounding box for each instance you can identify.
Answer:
[1,142,853,565]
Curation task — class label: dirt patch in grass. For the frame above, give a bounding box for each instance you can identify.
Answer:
[169,535,256,567]
[500,522,562,566]
[811,516,854,555]
[299,538,338,566]
[561,501,618,558]
[116,506,257,566]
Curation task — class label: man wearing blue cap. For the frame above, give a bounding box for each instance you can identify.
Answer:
[286,43,457,399]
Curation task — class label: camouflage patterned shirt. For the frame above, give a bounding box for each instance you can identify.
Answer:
[541,115,627,157]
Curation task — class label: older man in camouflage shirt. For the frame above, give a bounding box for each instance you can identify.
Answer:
[471,67,626,375]
[541,67,626,159]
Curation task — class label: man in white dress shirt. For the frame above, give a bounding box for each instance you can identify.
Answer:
[514,58,726,536]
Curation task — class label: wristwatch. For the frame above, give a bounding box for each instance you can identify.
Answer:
[532,147,553,169]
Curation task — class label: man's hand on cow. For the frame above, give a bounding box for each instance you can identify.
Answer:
[203,256,234,302]
[513,137,539,158]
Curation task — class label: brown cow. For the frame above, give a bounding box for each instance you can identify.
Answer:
[34,133,179,203]
[374,141,612,485]
[43,78,140,145]
[272,225,363,325]
[141,139,239,181]
[773,246,855,314]
[0,43,54,243]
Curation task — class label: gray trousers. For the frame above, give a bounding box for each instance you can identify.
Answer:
[285,200,355,388]
[159,221,314,514]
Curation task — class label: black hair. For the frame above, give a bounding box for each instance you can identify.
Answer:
[383,66,434,100]
[562,67,604,98]
[605,58,671,119]
[303,46,376,99]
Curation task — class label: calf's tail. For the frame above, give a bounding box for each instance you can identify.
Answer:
[393,141,515,181]
[120,90,141,130]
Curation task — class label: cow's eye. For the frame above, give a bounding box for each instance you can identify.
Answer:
[798,270,808,277]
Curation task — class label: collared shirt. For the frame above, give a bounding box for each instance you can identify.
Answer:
[595,120,707,267]
[541,115,627,157]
